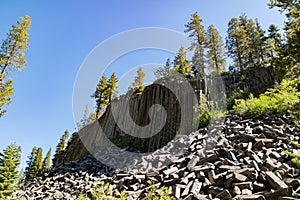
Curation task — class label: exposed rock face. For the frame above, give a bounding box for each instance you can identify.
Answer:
[17,114,300,200]
[54,67,278,168]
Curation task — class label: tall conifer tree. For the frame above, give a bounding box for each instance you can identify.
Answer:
[28,147,43,179]
[42,148,51,172]
[0,16,31,117]
[129,67,146,95]
[107,72,118,102]
[205,25,226,74]
[92,75,109,118]
[185,12,206,77]
[173,47,192,77]
[0,143,21,198]
[24,146,37,183]
[52,130,69,168]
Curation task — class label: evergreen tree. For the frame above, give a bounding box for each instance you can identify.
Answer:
[267,24,282,57]
[191,44,205,78]
[226,15,267,69]
[254,19,268,65]
[52,130,69,168]
[265,24,283,67]
[0,16,31,117]
[0,143,21,198]
[107,72,118,102]
[153,58,172,79]
[129,67,146,95]
[185,12,206,77]
[173,47,192,77]
[77,105,90,130]
[42,148,51,172]
[238,14,254,67]
[28,147,43,180]
[87,112,97,124]
[24,146,37,183]
[92,75,109,118]
[242,16,267,67]
[205,25,226,74]
[131,67,145,89]
[269,0,300,79]
[17,168,24,188]
[0,80,13,117]
[185,12,206,48]
[226,17,248,70]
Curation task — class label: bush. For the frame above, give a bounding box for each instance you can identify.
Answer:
[198,111,212,128]
[284,141,300,167]
[146,183,176,200]
[197,93,226,128]
[231,79,300,119]
[78,183,127,200]
[226,88,250,110]
[78,182,176,200]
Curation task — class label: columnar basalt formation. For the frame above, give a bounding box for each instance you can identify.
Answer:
[54,67,278,168]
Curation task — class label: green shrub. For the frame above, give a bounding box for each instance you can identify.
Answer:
[198,111,212,128]
[78,183,127,200]
[146,183,176,200]
[226,88,250,110]
[284,141,300,167]
[78,182,176,200]
[231,79,300,119]
[197,93,226,128]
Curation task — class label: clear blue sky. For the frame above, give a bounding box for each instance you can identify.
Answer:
[0,0,285,169]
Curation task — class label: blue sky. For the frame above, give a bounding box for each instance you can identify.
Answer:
[0,0,285,169]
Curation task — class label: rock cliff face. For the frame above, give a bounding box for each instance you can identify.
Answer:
[54,67,278,168]
[17,114,300,200]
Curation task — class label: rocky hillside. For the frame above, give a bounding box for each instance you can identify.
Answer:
[54,67,278,168]
[17,114,300,200]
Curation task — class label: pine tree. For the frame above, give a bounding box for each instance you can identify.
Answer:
[17,168,24,188]
[131,67,145,89]
[0,16,31,117]
[153,58,172,78]
[265,24,283,67]
[173,47,192,77]
[205,25,226,74]
[24,146,37,183]
[107,72,118,102]
[0,143,21,198]
[241,16,267,67]
[254,19,268,65]
[185,12,206,77]
[42,148,51,173]
[87,112,97,124]
[92,75,109,118]
[269,0,300,79]
[226,15,267,70]
[226,17,247,70]
[27,147,43,181]
[0,80,13,117]
[267,24,282,57]
[185,12,206,48]
[191,45,205,78]
[77,105,90,130]
[129,67,146,95]
[52,130,69,168]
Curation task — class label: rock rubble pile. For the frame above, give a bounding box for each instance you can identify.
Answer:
[16,115,300,200]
